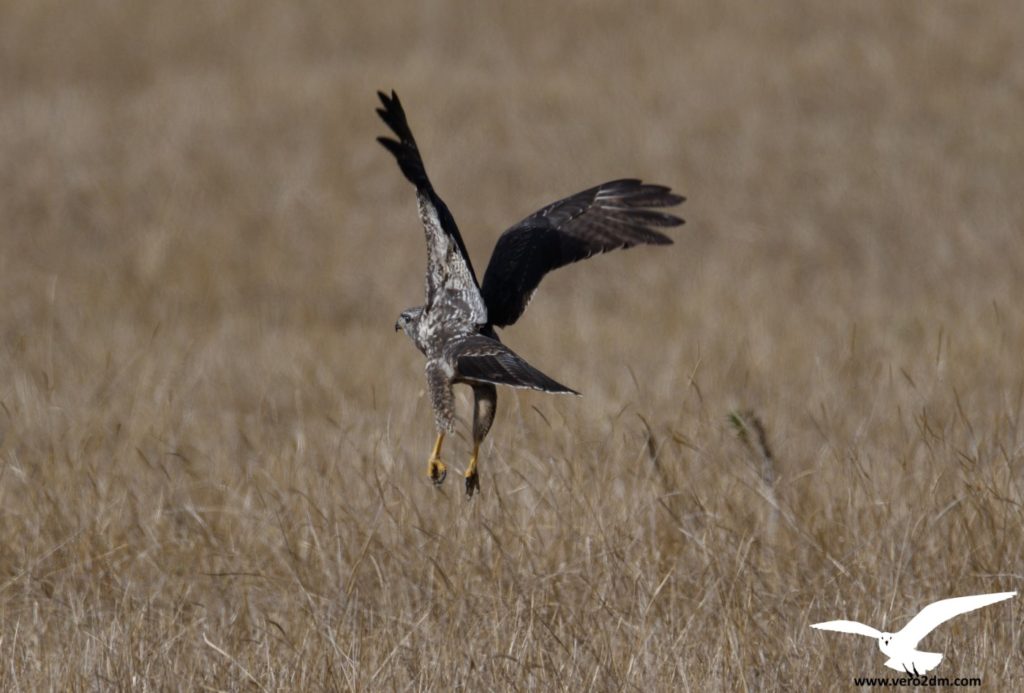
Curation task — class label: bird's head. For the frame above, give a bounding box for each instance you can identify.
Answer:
[877,632,895,654]
[395,306,424,341]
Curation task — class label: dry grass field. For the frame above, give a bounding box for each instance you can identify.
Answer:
[2,1,1023,689]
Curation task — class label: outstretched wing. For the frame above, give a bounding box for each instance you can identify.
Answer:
[811,620,883,639]
[450,335,578,394]
[376,90,487,324]
[480,179,684,328]
[896,592,1016,649]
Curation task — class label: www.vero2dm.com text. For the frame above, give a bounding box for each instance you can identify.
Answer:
[852,674,982,687]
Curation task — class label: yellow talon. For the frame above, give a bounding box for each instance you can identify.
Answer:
[428,458,447,485]
[428,433,447,485]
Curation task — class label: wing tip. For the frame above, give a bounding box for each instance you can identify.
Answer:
[377,136,407,162]
[376,94,431,188]
[992,591,1018,600]
[377,89,400,108]
[376,89,412,141]
[600,179,686,205]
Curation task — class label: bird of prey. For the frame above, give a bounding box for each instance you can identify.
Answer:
[811,591,1016,675]
[376,90,684,496]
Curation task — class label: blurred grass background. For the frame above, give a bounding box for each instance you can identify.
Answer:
[1,1,1022,689]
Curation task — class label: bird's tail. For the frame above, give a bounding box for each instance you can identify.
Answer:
[454,335,579,395]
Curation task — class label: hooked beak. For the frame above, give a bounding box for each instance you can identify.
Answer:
[394,320,401,332]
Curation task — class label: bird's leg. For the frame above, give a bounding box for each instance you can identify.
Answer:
[467,384,496,498]
[465,443,480,497]
[902,663,921,678]
[427,432,447,485]
[425,362,454,486]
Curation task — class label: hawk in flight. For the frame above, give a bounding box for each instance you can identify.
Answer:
[377,90,684,496]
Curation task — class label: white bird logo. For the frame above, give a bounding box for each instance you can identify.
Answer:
[811,591,1016,675]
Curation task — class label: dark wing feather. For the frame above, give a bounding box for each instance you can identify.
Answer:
[451,335,578,394]
[376,91,483,316]
[480,179,684,328]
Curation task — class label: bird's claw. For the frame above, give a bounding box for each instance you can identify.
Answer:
[428,458,447,486]
[465,469,480,498]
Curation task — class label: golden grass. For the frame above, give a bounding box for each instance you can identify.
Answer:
[1,1,1022,689]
